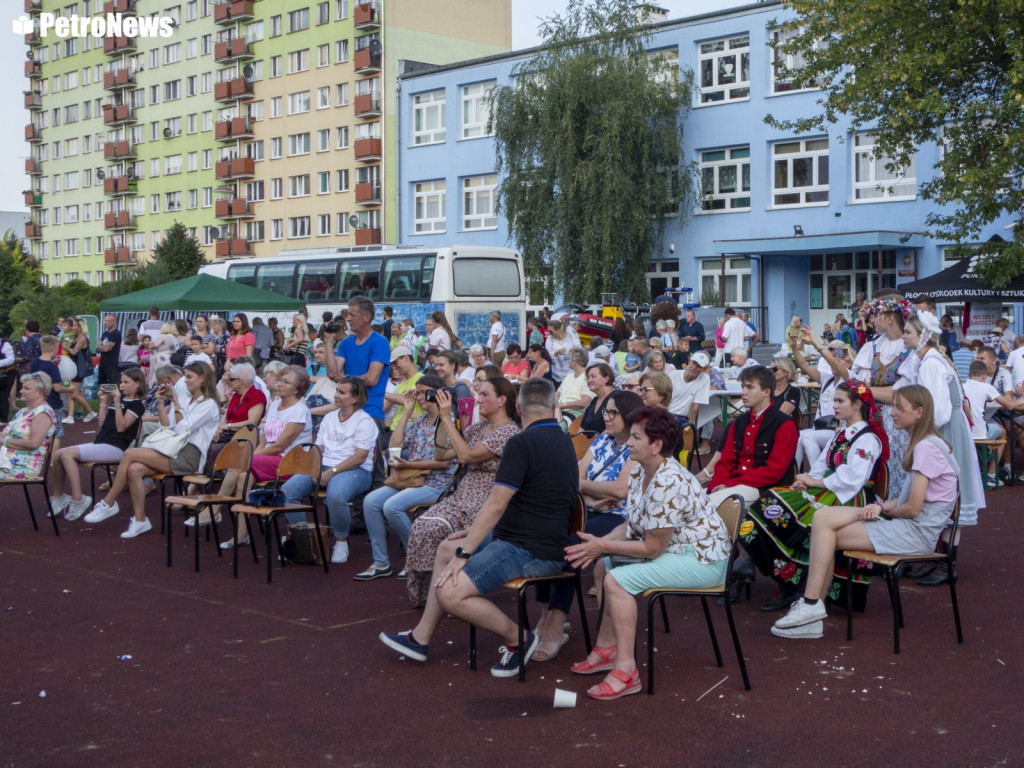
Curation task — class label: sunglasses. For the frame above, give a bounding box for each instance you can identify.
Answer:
[769,366,779,372]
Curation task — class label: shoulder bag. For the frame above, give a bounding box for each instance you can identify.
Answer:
[141,426,189,458]
[384,467,430,490]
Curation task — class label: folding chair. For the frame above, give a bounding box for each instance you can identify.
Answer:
[0,435,59,536]
[641,494,751,694]
[229,443,326,583]
[81,416,144,502]
[163,438,254,572]
[843,494,963,654]
[469,496,593,682]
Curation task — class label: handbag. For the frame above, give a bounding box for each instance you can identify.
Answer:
[247,486,287,506]
[76,347,95,379]
[140,426,189,458]
[384,467,429,490]
[169,344,188,367]
[285,522,331,565]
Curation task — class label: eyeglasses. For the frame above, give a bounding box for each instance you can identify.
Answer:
[602,408,621,419]
[623,384,638,390]
[229,376,240,381]
[638,386,652,394]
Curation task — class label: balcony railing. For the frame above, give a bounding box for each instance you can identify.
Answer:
[213,77,254,103]
[103,0,135,13]
[214,117,254,141]
[25,30,42,46]
[102,104,136,126]
[103,68,136,90]
[104,247,135,266]
[103,35,137,55]
[104,140,136,160]
[214,37,253,62]
[104,211,136,230]
[24,191,42,207]
[354,3,380,29]
[354,137,382,161]
[215,238,251,258]
[25,0,42,14]
[25,61,42,78]
[25,123,42,142]
[103,176,138,195]
[354,48,381,74]
[354,181,381,204]
[353,92,381,117]
[354,227,382,245]
[214,0,255,25]
[25,222,42,240]
[25,158,42,175]
[214,156,256,180]
[214,198,254,219]
[24,91,42,110]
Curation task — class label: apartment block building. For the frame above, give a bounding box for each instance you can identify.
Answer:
[22,0,510,286]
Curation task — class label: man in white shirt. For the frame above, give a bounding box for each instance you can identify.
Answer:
[721,308,754,365]
[488,311,507,361]
[668,351,711,425]
[1004,336,1024,394]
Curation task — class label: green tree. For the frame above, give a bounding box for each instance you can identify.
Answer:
[9,282,100,337]
[0,229,43,337]
[491,0,692,305]
[768,0,1024,285]
[149,221,207,282]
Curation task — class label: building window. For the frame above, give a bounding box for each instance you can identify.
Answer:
[287,49,309,74]
[271,219,283,239]
[699,146,750,212]
[288,216,311,238]
[317,213,331,236]
[270,96,282,117]
[461,81,495,139]
[317,86,331,109]
[287,90,311,114]
[414,180,446,234]
[412,90,446,146]
[335,0,348,20]
[336,83,349,106]
[771,26,823,94]
[246,140,264,161]
[271,178,283,199]
[336,126,349,149]
[772,137,829,207]
[699,257,751,306]
[270,55,282,78]
[317,129,330,152]
[335,40,349,63]
[317,44,329,67]
[852,132,916,202]
[288,8,309,32]
[288,133,311,156]
[288,174,310,197]
[462,174,497,230]
[337,212,349,235]
[698,34,750,104]
[336,169,349,191]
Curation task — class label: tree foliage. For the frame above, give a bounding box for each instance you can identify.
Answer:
[9,282,100,337]
[0,229,43,337]
[491,0,692,305]
[768,0,1024,286]
[150,221,207,282]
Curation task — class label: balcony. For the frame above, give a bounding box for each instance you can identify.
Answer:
[215,198,254,219]
[24,191,42,207]
[215,238,251,258]
[25,222,42,240]
[103,176,138,196]
[25,123,42,142]
[104,247,135,266]
[25,30,42,46]
[102,104,136,126]
[25,158,42,175]
[214,0,255,25]
[215,117,254,141]
[354,181,381,204]
[354,3,380,29]
[214,37,253,63]
[103,140,136,160]
[103,68,136,91]
[353,92,381,118]
[104,35,137,55]
[104,211,136,230]
[213,77,254,103]
[103,0,135,13]
[214,156,255,181]
[25,60,42,78]
[354,227,382,246]
[25,0,41,13]
[354,48,381,74]
[24,91,42,110]
[354,137,382,162]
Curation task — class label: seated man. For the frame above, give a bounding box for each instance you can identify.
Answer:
[667,351,711,427]
[705,365,798,508]
[556,348,594,426]
[379,378,579,678]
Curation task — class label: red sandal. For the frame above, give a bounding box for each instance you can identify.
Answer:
[587,668,641,701]
[570,645,617,675]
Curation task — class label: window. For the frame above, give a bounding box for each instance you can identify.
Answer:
[288,133,311,156]
[461,81,495,139]
[164,43,181,64]
[246,140,264,161]
[244,20,264,43]
[270,137,282,159]
[150,158,161,177]
[699,146,750,212]
[201,33,212,55]
[288,216,311,239]
[270,219,284,240]
[201,72,211,93]
[202,111,213,131]
[65,104,79,123]
[413,90,446,145]
[462,175,497,230]
[335,40,349,63]
[165,154,182,175]
[150,193,160,214]
[288,8,309,32]
[186,75,197,97]
[317,1,329,24]
[336,169,349,191]
[187,189,198,209]
[337,213,349,234]
[202,187,213,207]
[383,255,430,299]
[335,0,348,20]
[852,132,916,201]
[65,171,79,190]
[288,174,310,197]
[256,263,297,296]
[271,178,283,199]
[65,205,79,223]
[317,129,330,152]
[248,101,264,121]
[317,213,331,236]
[270,14,282,36]
[165,191,182,211]
[187,151,198,172]
[245,180,265,201]
[336,83,349,106]
[453,258,518,297]
[414,180,446,234]
[772,26,824,94]
[318,44,330,67]
[246,221,265,241]
[288,49,309,74]
[336,126,349,149]
[270,55,282,78]
[315,171,329,194]
[318,86,331,109]
[270,96,282,118]
[164,116,182,137]
[698,34,750,104]
[202,148,212,169]
[287,90,311,114]
[772,137,829,207]
[700,257,751,305]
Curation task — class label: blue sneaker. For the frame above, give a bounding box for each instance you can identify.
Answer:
[490,630,539,678]
[379,630,428,662]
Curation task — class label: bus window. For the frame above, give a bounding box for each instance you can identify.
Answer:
[297,260,338,302]
[382,256,425,300]
[421,255,435,300]
[453,258,520,297]
[255,263,297,298]
[226,264,257,288]
[339,258,382,301]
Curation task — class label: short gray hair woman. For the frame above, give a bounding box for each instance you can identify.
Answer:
[230,362,256,386]
[1,372,57,481]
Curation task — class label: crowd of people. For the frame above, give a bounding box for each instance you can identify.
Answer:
[0,290,1013,699]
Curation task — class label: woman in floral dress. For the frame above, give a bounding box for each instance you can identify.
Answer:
[0,373,57,481]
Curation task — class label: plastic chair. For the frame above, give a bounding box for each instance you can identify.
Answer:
[640,494,751,694]
[0,435,59,536]
[468,495,593,682]
[843,495,963,654]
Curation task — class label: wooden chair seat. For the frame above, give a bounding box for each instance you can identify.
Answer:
[182,474,212,485]
[165,493,244,509]
[230,502,316,517]
[843,549,944,568]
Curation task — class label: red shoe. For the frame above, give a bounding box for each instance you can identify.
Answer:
[587,668,641,701]
[570,645,617,675]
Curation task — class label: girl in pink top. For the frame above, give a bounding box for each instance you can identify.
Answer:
[225,313,256,361]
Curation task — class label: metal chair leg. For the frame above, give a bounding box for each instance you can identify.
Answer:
[646,595,657,695]
[723,596,751,690]
[573,573,593,653]
[846,556,855,641]
[22,485,39,531]
[660,594,671,634]
[701,596,724,668]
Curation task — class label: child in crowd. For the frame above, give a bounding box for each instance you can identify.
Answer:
[964,360,1022,485]
[624,338,642,373]
[184,335,213,367]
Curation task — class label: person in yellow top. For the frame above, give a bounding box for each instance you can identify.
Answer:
[385,347,424,427]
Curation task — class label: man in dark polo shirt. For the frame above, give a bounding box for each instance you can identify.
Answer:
[380,378,579,678]
[97,314,122,386]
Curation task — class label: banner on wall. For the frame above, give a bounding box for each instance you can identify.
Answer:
[965,302,1003,337]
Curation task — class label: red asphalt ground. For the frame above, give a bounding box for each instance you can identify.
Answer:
[2,424,1022,767]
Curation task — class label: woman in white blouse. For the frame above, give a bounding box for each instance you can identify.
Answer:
[85,361,221,539]
[565,406,731,701]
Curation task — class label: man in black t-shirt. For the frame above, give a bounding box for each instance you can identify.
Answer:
[380,378,579,678]
[97,314,122,385]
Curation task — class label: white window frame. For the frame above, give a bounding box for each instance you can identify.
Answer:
[460,81,495,140]
[412,90,446,146]
[698,34,750,105]
[771,137,829,208]
[413,180,446,234]
[698,145,751,213]
[771,25,824,95]
[851,131,917,202]
[462,174,497,230]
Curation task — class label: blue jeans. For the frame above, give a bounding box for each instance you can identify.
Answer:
[462,539,565,596]
[281,468,372,537]
[362,484,443,566]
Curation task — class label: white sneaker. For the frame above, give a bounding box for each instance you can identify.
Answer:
[330,541,349,564]
[62,416,75,425]
[50,494,70,517]
[771,620,824,639]
[774,598,827,630]
[120,517,153,539]
[64,495,92,521]
[83,412,98,422]
[84,500,120,524]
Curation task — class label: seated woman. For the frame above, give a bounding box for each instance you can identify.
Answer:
[500,343,531,381]
[357,374,458,581]
[556,348,593,426]
[740,381,885,611]
[772,385,958,639]
[205,362,266,469]
[281,376,376,565]
[770,356,801,419]
[51,368,146,521]
[532,389,643,662]
[403,377,520,607]
[85,362,221,539]
[790,326,854,468]
[638,371,672,409]
[566,406,732,700]
[578,362,616,437]
[642,350,675,376]
[1,372,57,480]
[261,360,288,404]
[218,366,314,548]
[526,343,553,381]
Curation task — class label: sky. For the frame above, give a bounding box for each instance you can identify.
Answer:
[5,0,746,213]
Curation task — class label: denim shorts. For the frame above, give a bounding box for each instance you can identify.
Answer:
[462,539,564,595]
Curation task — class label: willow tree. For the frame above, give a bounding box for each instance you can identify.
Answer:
[768,0,1024,286]
[491,0,691,305]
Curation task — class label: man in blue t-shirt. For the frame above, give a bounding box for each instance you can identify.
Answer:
[323,296,391,422]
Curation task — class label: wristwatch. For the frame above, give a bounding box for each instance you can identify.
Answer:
[455,546,473,560]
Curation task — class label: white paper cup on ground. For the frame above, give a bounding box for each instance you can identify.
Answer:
[553,688,577,709]
[388,448,402,464]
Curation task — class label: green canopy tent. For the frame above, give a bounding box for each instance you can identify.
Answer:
[99,273,303,312]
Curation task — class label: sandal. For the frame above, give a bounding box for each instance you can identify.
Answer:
[587,668,641,701]
[570,645,617,675]
[532,633,569,663]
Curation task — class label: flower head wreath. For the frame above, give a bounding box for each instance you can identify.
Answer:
[844,378,890,463]
[869,297,913,322]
